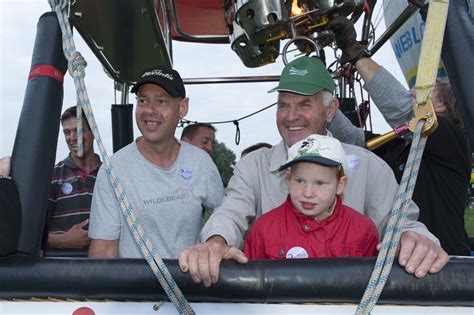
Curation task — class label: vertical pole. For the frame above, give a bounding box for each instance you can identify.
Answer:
[111,83,134,152]
[11,12,67,255]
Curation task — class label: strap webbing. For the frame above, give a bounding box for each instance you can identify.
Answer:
[415,0,450,104]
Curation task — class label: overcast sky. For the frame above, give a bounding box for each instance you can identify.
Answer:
[0,0,405,162]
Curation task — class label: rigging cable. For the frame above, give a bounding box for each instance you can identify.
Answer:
[356,0,450,313]
[356,120,427,314]
[373,0,394,32]
[180,102,277,145]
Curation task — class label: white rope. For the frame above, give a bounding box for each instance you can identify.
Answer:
[355,120,427,314]
[47,1,194,313]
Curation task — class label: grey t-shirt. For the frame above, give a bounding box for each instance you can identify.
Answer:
[89,140,224,258]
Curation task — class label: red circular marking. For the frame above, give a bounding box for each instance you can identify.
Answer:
[72,307,95,315]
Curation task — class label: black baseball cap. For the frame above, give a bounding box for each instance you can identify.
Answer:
[131,66,186,98]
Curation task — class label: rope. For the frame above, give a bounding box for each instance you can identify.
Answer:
[48,1,194,313]
[180,102,277,145]
[355,120,427,315]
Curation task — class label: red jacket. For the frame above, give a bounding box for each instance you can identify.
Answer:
[244,196,379,259]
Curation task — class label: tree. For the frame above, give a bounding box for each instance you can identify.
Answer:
[211,141,236,188]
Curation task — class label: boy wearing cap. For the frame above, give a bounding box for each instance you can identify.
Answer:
[88,66,224,259]
[244,135,378,259]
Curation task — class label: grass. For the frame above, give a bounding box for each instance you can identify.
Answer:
[465,207,474,237]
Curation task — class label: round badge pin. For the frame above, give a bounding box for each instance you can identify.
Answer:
[346,154,360,171]
[180,167,192,180]
[61,182,73,195]
[286,246,309,259]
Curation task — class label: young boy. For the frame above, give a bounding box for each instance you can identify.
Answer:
[244,134,379,259]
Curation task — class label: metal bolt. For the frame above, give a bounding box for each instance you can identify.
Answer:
[74,12,82,18]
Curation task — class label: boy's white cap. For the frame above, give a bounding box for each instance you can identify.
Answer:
[279,134,347,173]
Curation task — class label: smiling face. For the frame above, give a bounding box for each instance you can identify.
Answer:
[276,91,338,147]
[135,83,188,146]
[286,162,346,218]
[62,117,95,160]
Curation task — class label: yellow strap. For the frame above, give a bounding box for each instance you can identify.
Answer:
[408,0,449,135]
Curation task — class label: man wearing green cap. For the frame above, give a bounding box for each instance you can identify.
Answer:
[179,56,449,287]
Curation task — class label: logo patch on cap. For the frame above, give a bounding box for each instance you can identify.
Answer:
[268,56,335,95]
[131,66,185,97]
[289,67,309,76]
[279,134,347,172]
[141,69,174,80]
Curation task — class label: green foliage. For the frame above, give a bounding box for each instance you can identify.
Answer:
[465,207,474,237]
[211,141,236,188]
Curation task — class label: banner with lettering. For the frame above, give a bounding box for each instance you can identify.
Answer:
[382,1,447,88]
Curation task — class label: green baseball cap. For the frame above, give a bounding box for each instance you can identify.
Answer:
[269,56,335,95]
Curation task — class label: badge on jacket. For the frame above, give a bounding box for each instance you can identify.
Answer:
[286,246,309,259]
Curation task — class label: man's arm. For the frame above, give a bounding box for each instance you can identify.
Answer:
[361,68,450,277]
[202,155,225,214]
[179,153,265,286]
[346,144,448,278]
[89,239,118,258]
[327,109,366,146]
[48,219,90,249]
[361,63,414,127]
[331,16,449,277]
[371,152,449,277]
[354,57,380,84]
[88,166,122,256]
[200,156,262,248]
[0,156,11,177]
[398,231,448,278]
[179,235,247,287]
[330,15,414,127]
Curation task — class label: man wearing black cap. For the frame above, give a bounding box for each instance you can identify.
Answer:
[88,66,224,259]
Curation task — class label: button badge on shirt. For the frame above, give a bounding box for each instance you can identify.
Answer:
[286,246,309,259]
[346,154,360,171]
[61,182,73,195]
[180,167,192,180]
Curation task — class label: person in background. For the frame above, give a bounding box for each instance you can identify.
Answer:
[241,142,273,159]
[328,15,471,256]
[181,123,216,155]
[244,134,378,260]
[88,66,224,258]
[0,156,22,256]
[179,56,448,288]
[47,106,102,249]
